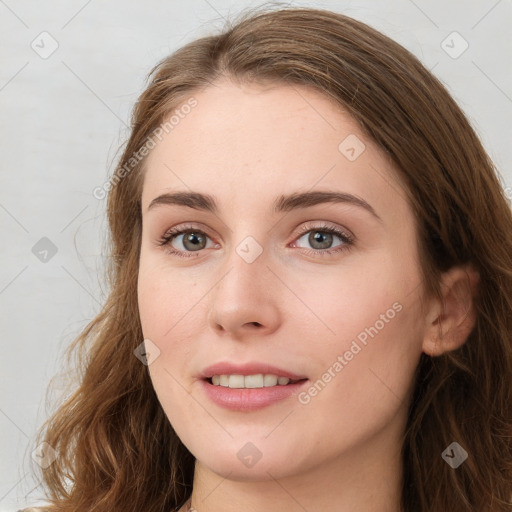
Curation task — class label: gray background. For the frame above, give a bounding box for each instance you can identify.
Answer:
[1,0,511,509]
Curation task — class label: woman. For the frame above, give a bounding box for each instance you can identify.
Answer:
[24,6,512,512]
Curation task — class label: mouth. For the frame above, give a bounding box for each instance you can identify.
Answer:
[198,363,309,411]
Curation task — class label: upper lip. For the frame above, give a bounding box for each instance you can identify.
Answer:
[200,362,308,381]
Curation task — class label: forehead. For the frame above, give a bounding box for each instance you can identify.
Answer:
[141,78,408,223]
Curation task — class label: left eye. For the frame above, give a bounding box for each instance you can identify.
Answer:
[292,225,353,253]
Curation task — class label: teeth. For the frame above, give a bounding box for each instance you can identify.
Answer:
[229,375,245,388]
[210,374,293,388]
[264,374,278,386]
[243,374,262,388]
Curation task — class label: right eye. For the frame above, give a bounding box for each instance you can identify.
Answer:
[157,224,217,257]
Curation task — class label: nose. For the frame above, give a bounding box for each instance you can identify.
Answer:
[207,244,281,339]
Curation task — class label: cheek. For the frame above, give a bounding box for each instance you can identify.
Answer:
[137,251,201,339]
[295,255,424,415]
[304,282,424,427]
[137,262,199,417]
[137,255,208,401]
[288,254,418,352]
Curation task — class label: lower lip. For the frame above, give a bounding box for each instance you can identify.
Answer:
[200,379,309,411]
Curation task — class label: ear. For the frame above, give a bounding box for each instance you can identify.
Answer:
[422,264,480,357]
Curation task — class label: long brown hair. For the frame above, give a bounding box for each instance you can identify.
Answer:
[30,5,512,511]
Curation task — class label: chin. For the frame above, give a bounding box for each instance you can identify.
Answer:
[188,434,314,482]
[198,454,299,482]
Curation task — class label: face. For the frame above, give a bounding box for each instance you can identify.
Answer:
[137,78,427,481]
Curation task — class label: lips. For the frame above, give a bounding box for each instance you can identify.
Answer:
[199,362,308,381]
[197,361,309,411]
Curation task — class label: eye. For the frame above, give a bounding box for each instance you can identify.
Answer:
[157,224,216,258]
[291,223,354,257]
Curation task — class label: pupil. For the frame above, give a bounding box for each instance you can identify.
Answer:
[310,231,332,249]
[185,232,204,250]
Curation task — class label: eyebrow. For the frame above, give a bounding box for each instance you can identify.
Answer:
[147,190,381,221]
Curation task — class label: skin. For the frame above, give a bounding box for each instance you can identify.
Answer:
[137,78,477,512]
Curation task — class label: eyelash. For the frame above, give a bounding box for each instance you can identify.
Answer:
[156,223,354,259]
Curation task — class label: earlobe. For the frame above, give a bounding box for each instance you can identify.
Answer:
[422,264,480,357]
